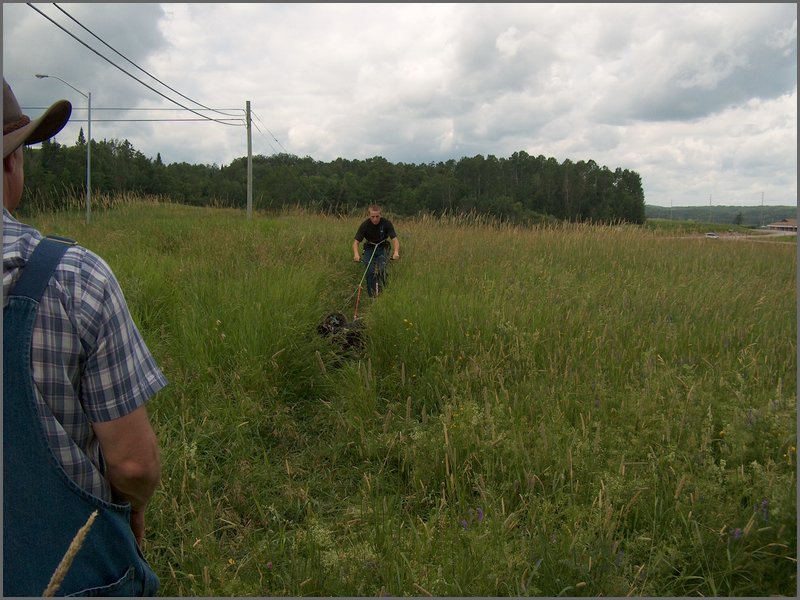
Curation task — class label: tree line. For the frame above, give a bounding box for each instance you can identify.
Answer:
[20,130,646,224]
[645,204,796,228]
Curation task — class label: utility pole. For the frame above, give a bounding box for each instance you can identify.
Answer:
[86,91,92,224]
[246,100,253,219]
[36,74,91,223]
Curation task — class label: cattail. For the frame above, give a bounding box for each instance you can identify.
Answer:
[42,510,98,597]
[674,474,687,499]
[315,350,326,375]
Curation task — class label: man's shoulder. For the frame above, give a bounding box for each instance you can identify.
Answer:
[60,243,113,277]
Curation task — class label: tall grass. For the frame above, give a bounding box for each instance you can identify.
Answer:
[23,202,796,596]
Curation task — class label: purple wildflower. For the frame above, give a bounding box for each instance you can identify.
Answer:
[460,519,468,529]
[732,527,743,540]
[476,507,484,522]
[761,499,769,521]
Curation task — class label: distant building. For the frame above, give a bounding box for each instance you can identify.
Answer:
[766,218,797,231]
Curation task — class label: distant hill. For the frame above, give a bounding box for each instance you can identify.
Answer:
[645,205,797,228]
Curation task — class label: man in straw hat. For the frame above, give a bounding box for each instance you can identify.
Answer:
[3,77,165,595]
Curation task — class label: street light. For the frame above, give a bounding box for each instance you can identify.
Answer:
[35,73,91,224]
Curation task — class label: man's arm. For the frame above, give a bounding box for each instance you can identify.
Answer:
[353,239,361,261]
[93,405,161,544]
[391,236,400,260]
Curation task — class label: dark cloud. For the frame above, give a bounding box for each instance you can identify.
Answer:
[4,3,167,106]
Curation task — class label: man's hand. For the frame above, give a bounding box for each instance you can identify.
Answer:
[93,406,160,543]
[130,508,146,546]
[353,255,361,262]
[391,253,400,260]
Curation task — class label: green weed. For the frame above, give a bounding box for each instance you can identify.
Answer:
[23,201,796,596]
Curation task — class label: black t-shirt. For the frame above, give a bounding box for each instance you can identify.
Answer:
[354,217,396,248]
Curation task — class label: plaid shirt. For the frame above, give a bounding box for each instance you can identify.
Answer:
[3,209,167,501]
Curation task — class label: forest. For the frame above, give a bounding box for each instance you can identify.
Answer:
[21,130,646,224]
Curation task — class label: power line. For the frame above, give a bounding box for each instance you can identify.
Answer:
[249,111,329,206]
[24,3,311,206]
[51,2,241,118]
[27,3,241,127]
[25,107,243,111]
[26,106,244,114]
[40,118,245,123]
[251,111,293,155]
[89,108,244,112]
[248,120,282,155]
[23,106,245,125]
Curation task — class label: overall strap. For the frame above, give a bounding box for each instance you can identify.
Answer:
[10,235,76,301]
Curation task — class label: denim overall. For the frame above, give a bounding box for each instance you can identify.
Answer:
[3,236,159,597]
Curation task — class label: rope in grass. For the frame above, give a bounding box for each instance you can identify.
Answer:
[351,239,386,320]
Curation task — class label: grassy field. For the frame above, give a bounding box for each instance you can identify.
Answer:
[25,201,796,596]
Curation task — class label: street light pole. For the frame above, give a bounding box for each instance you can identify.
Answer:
[86,90,91,223]
[35,74,91,224]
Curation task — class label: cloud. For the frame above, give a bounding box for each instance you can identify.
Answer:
[4,3,168,105]
[593,4,797,123]
[2,2,796,206]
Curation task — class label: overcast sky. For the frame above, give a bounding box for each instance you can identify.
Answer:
[3,3,797,207]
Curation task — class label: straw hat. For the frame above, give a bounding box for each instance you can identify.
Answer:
[3,78,71,159]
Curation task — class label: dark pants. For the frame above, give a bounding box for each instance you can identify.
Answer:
[362,245,389,297]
